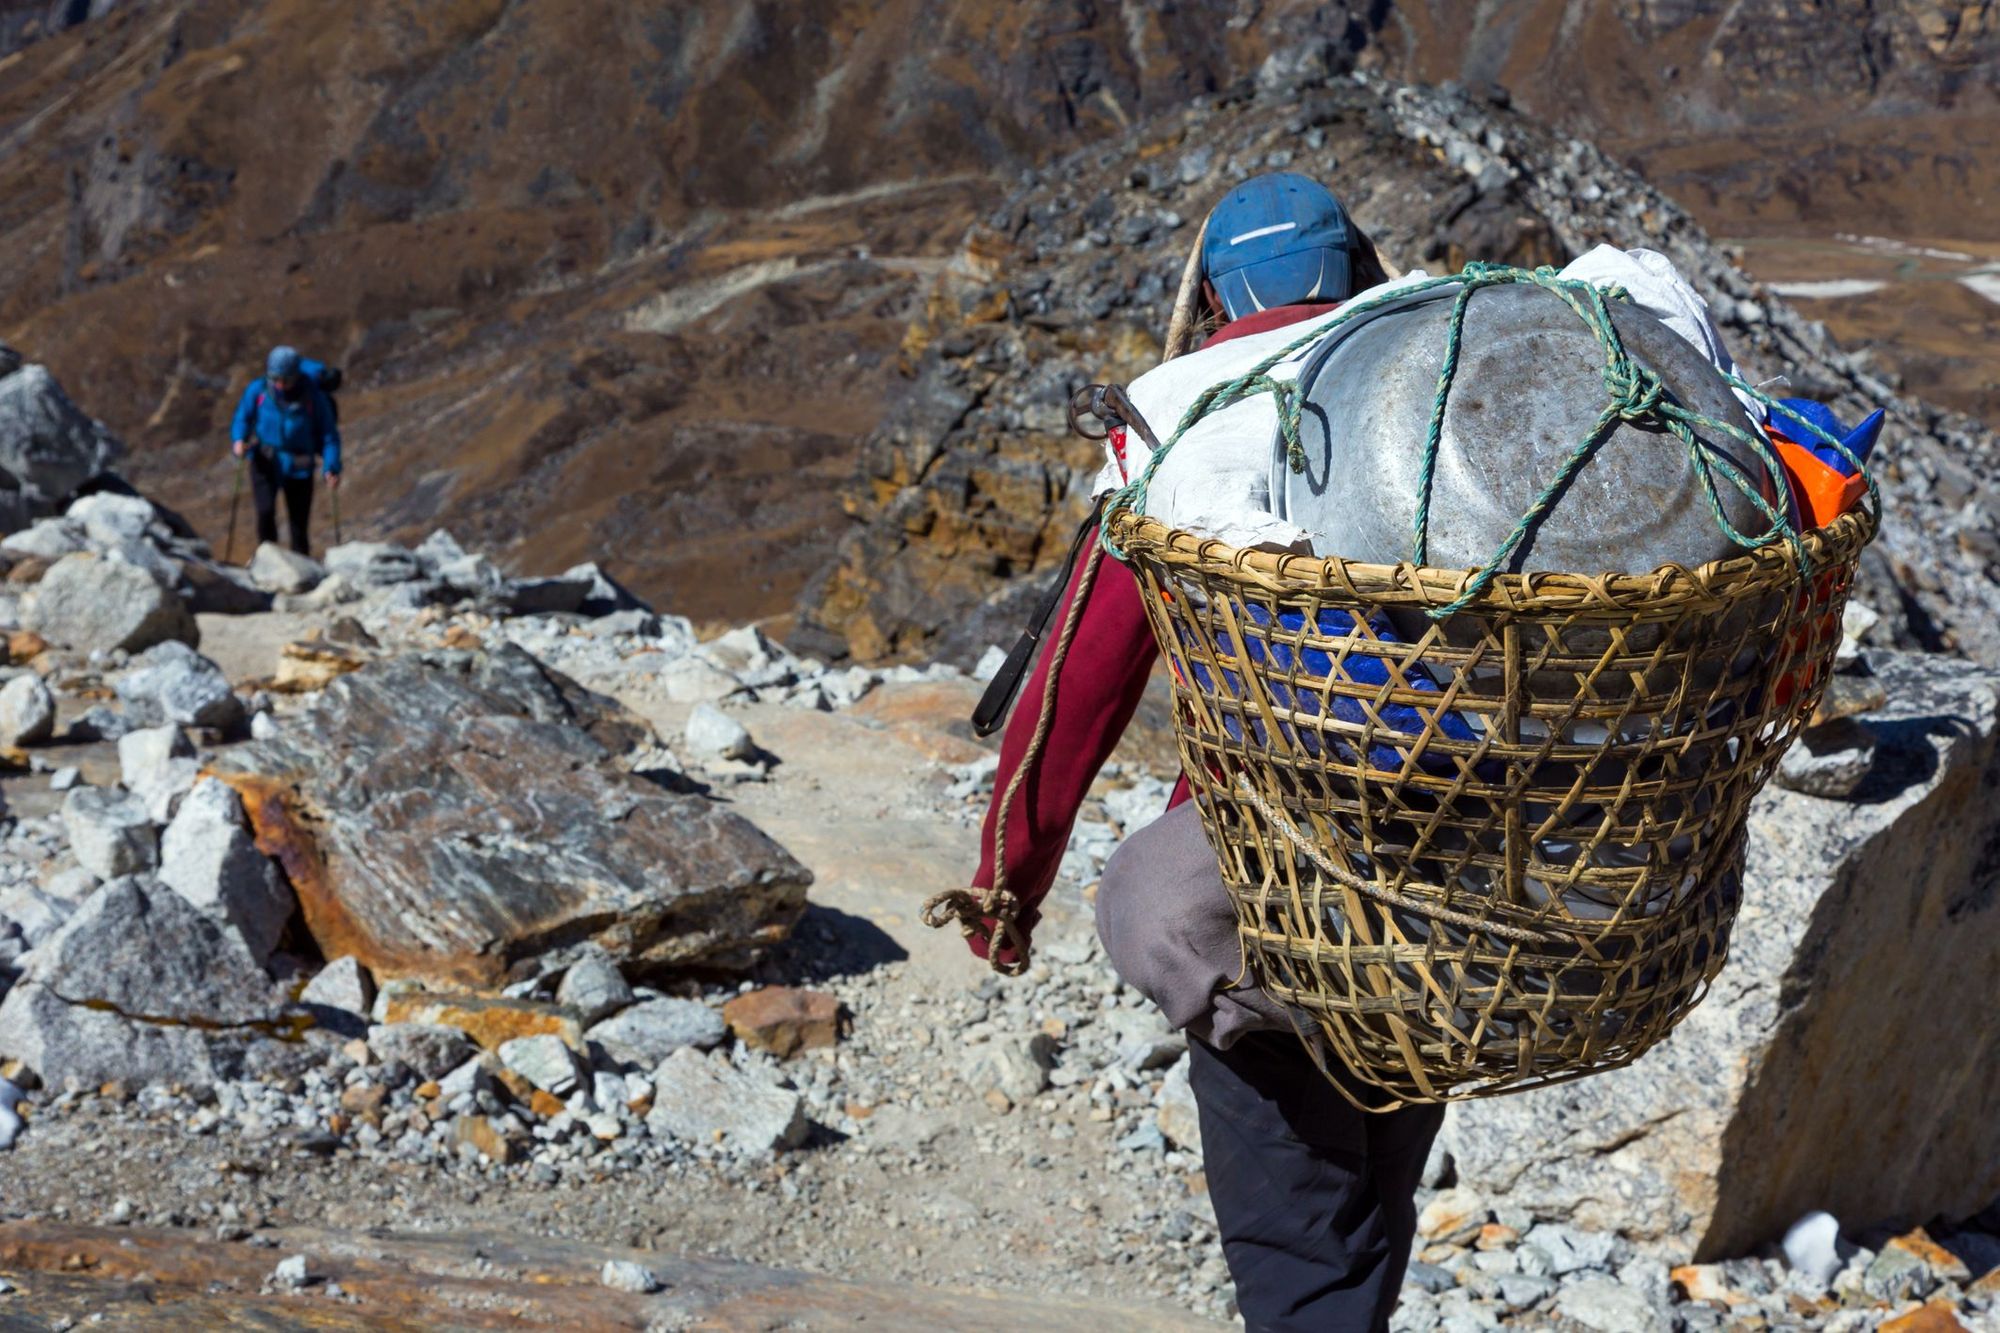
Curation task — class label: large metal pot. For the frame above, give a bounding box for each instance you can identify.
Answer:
[1275,283,1778,573]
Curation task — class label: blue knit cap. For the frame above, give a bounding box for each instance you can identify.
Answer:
[266,345,302,381]
[1201,173,1354,321]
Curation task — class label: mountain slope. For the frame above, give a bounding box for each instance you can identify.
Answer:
[0,0,1991,623]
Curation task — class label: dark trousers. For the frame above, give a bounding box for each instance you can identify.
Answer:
[250,449,315,555]
[1189,1032,1445,1333]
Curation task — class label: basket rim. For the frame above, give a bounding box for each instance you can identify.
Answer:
[1104,505,1876,615]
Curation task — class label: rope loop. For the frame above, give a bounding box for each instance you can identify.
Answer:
[1097,263,1872,619]
[921,887,1031,977]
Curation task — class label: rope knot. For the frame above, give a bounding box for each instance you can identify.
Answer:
[1603,359,1667,422]
[922,886,1031,975]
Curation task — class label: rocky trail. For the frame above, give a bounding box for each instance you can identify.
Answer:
[0,1221,1212,1331]
[0,339,1992,1331]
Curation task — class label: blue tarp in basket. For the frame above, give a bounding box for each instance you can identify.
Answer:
[1182,604,1478,773]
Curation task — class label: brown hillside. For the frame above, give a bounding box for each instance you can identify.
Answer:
[0,0,1992,625]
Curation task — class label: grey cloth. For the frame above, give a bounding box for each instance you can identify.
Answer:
[1096,799,1290,1048]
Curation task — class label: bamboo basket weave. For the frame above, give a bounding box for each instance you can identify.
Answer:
[1107,505,1875,1107]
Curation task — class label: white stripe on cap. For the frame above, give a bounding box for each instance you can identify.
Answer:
[1228,221,1298,246]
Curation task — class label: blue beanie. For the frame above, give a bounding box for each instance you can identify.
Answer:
[1201,173,1354,321]
[266,345,302,380]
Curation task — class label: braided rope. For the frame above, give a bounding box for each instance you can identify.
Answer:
[1098,263,1877,620]
[922,542,1106,974]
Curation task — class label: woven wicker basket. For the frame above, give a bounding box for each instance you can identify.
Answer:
[1107,505,1876,1107]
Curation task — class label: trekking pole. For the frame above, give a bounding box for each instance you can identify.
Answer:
[331,483,343,546]
[224,454,246,564]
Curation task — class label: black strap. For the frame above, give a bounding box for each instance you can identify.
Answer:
[971,498,1105,737]
[970,381,1166,739]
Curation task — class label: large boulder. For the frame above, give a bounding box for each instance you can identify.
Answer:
[248,542,324,595]
[0,517,87,562]
[323,541,423,589]
[566,561,650,617]
[0,876,302,1087]
[1441,652,2000,1259]
[118,725,200,822]
[585,997,726,1068]
[114,640,242,730]
[0,365,121,506]
[61,785,158,879]
[158,777,294,963]
[27,553,196,654]
[64,492,158,548]
[0,672,55,746]
[211,644,811,988]
[504,572,593,615]
[646,1047,807,1153]
[178,555,272,615]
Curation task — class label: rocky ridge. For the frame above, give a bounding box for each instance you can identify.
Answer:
[5,2,1994,626]
[796,69,2000,670]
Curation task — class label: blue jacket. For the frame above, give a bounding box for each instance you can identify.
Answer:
[231,377,341,480]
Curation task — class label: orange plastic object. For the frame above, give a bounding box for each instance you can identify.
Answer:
[1773,566,1846,712]
[1760,427,1860,710]
[1772,436,1866,529]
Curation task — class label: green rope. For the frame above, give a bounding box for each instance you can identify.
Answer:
[1100,262,1875,619]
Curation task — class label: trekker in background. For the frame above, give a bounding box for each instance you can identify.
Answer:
[957,174,1435,1333]
[231,345,341,555]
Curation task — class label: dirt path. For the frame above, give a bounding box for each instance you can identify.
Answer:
[0,650,1232,1327]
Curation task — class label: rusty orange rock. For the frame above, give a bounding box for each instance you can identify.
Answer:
[339,1083,388,1121]
[379,992,584,1054]
[270,636,371,693]
[452,1115,514,1165]
[211,649,810,990]
[0,1218,1219,1327]
[1671,1264,1744,1306]
[1888,1227,1973,1283]
[5,629,47,663]
[1879,1300,1971,1333]
[528,1089,564,1118]
[722,987,842,1058]
[1414,1187,1485,1244]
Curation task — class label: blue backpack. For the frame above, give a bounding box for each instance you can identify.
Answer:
[261,359,342,425]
